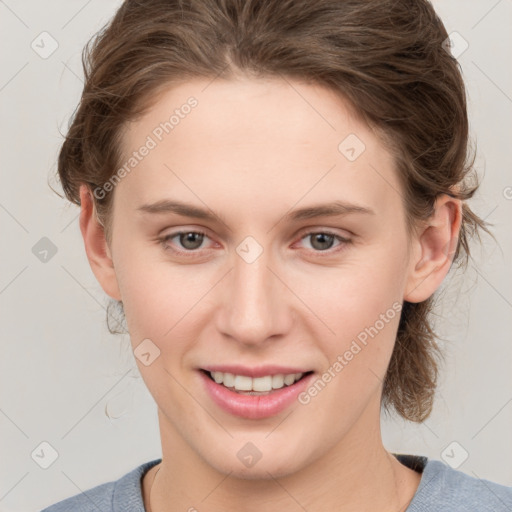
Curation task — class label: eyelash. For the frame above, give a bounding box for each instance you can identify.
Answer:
[158,229,352,258]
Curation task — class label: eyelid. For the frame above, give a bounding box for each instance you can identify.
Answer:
[159,229,215,255]
[293,229,351,254]
[295,225,353,240]
[158,227,353,257]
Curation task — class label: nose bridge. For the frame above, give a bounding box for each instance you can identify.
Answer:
[218,240,289,344]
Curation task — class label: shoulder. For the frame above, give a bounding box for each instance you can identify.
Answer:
[40,480,116,512]
[40,458,161,512]
[405,456,512,512]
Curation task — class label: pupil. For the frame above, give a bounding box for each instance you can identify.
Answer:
[181,232,203,250]
[311,233,334,251]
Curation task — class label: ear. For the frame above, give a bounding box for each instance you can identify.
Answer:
[79,185,122,301]
[404,194,462,303]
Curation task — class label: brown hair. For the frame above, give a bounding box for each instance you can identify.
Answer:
[55,0,490,422]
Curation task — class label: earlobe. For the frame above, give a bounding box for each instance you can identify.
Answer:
[404,194,462,303]
[79,185,122,300]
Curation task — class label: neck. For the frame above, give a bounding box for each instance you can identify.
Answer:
[145,405,421,512]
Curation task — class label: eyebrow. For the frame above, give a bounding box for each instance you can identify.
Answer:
[136,199,375,223]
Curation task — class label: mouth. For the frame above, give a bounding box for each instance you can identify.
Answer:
[198,367,315,419]
[200,369,314,395]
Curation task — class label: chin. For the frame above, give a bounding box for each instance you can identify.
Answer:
[216,459,303,481]
[202,442,312,480]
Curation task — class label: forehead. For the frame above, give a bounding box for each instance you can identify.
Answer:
[116,77,401,219]
[126,76,368,154]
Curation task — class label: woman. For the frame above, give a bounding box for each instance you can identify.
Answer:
[42,0,512,510]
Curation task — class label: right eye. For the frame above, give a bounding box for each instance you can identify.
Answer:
[159,230,214,256]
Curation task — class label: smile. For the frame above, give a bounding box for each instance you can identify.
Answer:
[199,368,315,419]
[208,370,306,394]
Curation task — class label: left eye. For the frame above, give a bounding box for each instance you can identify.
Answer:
[297,232,348,252]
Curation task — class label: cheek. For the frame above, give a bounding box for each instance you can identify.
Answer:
[114,221,407,353]
[296,266,403,427]
[112,236,194,329]
[113,251,221,374]
[298,247,406,383]
[306,257,404,337]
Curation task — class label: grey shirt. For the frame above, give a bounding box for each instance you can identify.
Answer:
[40,454,512,511]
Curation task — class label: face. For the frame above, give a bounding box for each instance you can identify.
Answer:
[102,77,416,478]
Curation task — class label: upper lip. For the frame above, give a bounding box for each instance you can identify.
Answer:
[200,365,312,378]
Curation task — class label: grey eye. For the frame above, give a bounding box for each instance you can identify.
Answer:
[178,232,205,250]
[307,233,336,251]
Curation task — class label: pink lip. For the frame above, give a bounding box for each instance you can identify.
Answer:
[200,364,310,378]
[199,370,315,420]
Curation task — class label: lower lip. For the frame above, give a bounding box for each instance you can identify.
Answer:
[199,371,315,420]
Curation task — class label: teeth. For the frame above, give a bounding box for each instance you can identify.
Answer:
[234,375,252,391]
[209,371,304,392]
[283,374,295,386]
[253,376,272,392]
[222,372,235,388]
[272,374,284,389]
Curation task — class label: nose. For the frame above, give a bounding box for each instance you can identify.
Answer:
[215,244,293,347]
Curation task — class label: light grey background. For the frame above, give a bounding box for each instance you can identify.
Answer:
[1,1,511,510]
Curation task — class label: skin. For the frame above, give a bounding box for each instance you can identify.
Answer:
[79,76,461,511]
